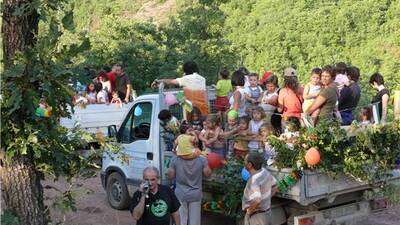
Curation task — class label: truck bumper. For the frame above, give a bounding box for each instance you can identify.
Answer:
[100,171,106,189]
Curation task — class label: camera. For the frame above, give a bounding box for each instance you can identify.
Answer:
[143,180,151,193]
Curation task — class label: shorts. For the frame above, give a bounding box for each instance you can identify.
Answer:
[215,96,229,112]
[340,110,353,125]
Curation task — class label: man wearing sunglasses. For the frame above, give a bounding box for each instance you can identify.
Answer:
[130,167,181,225]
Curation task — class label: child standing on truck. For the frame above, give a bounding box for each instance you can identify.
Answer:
[174,122,202,159]
[110,91,122,107]
[248,106,266,151]
[189,107,203,133]
[221,110,239,157]
[245,73,263,114]
[259,123,276,162]
[215,68,232,114]
[199,114,226,158]
[359,107,372,125]
[86,83,97,104]
[158,109,180,152]
[233,116,251,158]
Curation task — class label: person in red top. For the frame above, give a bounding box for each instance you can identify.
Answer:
[278,67,304,125]
[107,64,119,93]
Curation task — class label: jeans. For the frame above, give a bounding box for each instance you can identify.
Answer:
[162,132,175,151]
[179,201,201,225]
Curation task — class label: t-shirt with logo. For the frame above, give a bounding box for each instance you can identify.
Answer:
[129,185,180,225]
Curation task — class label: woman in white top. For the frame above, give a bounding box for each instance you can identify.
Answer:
[260,75,279,118]
[229,70,247,117]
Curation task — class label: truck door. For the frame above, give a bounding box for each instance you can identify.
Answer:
[118,101,156,183]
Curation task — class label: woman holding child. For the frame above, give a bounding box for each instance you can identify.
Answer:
[305,65,338,123]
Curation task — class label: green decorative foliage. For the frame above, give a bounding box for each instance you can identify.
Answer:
[344,122,400,182]
[217,157,246,218]
[268,120,400,182]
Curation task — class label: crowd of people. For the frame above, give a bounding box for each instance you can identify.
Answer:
[72,64,133,106]
[126,61,390,225]
[154,61,390,162]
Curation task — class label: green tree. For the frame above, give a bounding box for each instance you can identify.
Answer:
[1,1,103,224]
[221,0,400,89]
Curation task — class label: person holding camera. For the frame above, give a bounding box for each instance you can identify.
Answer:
[130,167,181,225]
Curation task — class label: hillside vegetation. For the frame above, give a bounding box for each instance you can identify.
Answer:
[67,0,400,94]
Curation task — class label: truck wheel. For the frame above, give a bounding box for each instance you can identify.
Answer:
[106,172,130,209]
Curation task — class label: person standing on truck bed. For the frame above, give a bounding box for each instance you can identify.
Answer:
[130,166,181,225]
[151,61,209,116]
[113,64,132,103]
[369,72,389,124]
[107,65,118,94]
[168,152,212,225]
[242,152,277,225]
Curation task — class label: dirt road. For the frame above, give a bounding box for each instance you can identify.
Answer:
[45,173,400,225]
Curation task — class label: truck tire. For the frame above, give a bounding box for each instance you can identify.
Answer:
[106,172,130,209]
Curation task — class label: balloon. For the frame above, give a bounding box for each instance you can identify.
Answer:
[241,167,250,181]
[35,107,45,117]
[227,110,238,119]
[134,106,142,116]
[305,147,320,166]
[207,153,223,169]
[165,93,178,106]
[182,100,193,112]
[176,91,185,102]
[35,107,51,118]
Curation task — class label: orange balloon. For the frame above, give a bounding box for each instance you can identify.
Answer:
[305,147,320,166]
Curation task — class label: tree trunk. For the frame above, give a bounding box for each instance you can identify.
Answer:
[2,0,38,69]
[0,158,47,225]
[1,1,46,224]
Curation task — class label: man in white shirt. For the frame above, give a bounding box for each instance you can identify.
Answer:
[152,61,209,116]
[242,152,277,225]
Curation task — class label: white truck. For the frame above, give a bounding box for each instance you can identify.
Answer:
[97,86,399,225]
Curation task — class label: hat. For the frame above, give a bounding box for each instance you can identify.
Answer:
[284,67,297,77]
[259,71,273,84]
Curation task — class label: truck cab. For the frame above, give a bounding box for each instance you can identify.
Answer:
[100,85,200,209]
[100,92,168,209]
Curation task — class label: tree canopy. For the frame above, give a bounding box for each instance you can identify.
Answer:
[64,0,400,94]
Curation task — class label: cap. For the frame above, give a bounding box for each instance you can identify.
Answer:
[284,67,297,77]
[259,71,273,84]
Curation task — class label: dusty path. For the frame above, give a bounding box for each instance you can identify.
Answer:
[45,173,400,225]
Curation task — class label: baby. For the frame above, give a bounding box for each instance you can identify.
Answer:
[174,122,202,159]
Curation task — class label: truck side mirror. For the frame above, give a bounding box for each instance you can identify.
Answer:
[108,125,117,139]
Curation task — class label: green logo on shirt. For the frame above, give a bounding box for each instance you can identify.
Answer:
[151,199,168,217]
